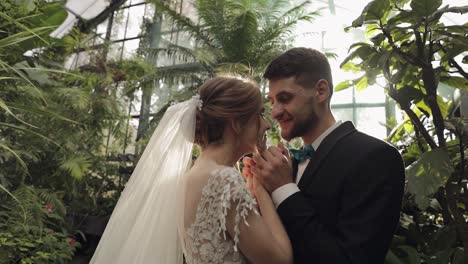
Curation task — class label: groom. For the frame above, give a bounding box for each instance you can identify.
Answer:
[248,48,405,264]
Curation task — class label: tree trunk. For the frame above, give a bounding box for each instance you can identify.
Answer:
[422,67,446,148]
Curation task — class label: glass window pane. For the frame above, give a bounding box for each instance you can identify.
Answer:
[355,85,386,103]
[111,9,129,41]
[107,42,123,61]
[122,39,141,59]
[64,52,90,70]
[356,107,387,139]
[331,107,353,123]
[181,0,198,23]
[125,5,146,39]
[331,88,353,105]
[96,18,109,35]
[92,35,105,45]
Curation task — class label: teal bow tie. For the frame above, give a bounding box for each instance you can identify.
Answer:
[289,145,315,162]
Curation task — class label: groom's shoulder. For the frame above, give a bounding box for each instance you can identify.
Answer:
[346,130,399,155]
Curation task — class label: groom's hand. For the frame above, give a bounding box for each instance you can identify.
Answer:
[252,143,293,193]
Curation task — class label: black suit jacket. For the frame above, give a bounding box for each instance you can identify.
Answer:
[278,121,405,264]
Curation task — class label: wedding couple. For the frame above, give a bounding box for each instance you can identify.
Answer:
[90,48,405,264]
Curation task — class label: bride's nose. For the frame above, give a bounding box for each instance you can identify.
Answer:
[260,114,271,130]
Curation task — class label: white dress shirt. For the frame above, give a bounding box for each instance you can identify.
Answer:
[271,121,343,208]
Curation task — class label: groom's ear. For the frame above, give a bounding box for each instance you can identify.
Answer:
[230,119,242,136]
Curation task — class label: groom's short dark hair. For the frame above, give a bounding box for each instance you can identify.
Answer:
[263,47,333,98]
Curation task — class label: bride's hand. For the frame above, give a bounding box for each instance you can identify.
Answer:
[252,175,268,199]
[242,156,270,200]
[242,156,256,196]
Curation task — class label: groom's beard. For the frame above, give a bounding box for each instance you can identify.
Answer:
[284,108,318,141]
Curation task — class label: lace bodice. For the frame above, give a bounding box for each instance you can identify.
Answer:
[184,166,258,264]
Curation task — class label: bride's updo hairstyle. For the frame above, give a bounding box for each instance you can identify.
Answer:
[194,76,262,147]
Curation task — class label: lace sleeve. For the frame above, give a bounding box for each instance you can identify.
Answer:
[209,167,258,251]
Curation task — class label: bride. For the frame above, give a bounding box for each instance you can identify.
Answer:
[90,77,293,264]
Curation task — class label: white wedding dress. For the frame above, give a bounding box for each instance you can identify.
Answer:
[91,96,258,263]
[183,166,258,264]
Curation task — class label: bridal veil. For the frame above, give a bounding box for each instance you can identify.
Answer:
[90,96,200,263]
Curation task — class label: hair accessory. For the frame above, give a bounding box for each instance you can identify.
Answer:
[192,94,203,110]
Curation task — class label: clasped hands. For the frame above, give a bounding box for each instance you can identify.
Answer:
[242,142,293,196]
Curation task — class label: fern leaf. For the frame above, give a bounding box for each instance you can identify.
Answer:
[60,156,91,180]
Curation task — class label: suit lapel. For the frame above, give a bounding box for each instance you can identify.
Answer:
[298,121,357,189]
[292,158,299,182]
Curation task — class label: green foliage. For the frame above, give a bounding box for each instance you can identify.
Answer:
[60,156,92,180]
[0,184,78,263]
[0,223,79,264]
[407,148,453,209]
[0,0,134,261]
[343,0,468,262]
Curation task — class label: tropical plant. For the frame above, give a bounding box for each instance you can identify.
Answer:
[339,0,468,263]
[0,185,79,264]
[147,0,319,84]
[0,0,136,261]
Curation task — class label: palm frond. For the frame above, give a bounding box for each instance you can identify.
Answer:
[224,8,260,60]
[196,0,228,47]
[0,60,47,104]
[150,0,214,48]
[53,87,90,111]
[10,185,45,226]
[0,11,49,44]
[193,46,223,65]
[14,67,83,78]
[266,1,319,39]
[259,0,290,24]
[8,103,82,125]
[276,1,315,23]
[146,44,197,65]
[0,143,29,173]
[0,26,51,48]
[255,3,320,58]
[143,62,210,84]
[4,85,46,105]
[0,122,61,148]
[0,97,38,128]
[0,184,27,224]
[215,62,253,77]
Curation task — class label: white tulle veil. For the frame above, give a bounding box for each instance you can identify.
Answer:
[90,96,200,263]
